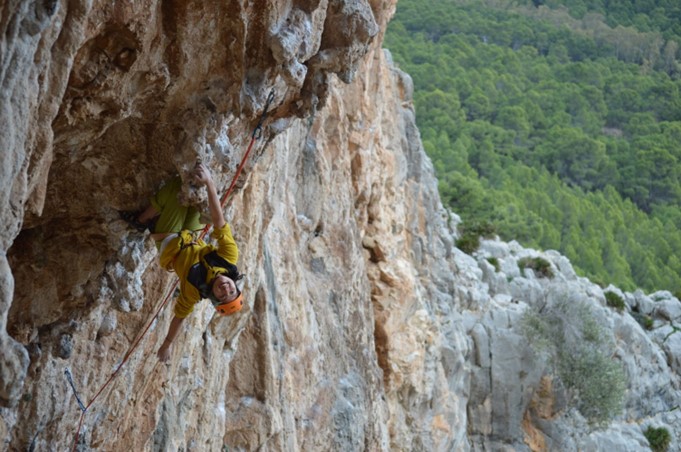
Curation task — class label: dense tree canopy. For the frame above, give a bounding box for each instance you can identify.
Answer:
[385,0,681,293]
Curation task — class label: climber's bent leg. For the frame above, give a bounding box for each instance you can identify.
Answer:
[182,206,203,233]
[149,176,205,243]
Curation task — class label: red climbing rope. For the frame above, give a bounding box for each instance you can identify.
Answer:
[68,89,275,451]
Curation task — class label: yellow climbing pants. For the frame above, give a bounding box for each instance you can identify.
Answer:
[150,176,204,235]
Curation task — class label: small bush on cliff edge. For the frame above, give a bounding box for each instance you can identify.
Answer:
[521,292,626,426]
[632,312,655,330]
[604,291,626,311]
[456,221,496,255]
[518,256,554,278]
[644,426,671,452]
[487,257,500,272]
[456,233,480,255]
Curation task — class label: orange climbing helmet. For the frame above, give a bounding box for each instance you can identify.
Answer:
[215,292,244,316]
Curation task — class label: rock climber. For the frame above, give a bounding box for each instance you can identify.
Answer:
[121,163,243,362]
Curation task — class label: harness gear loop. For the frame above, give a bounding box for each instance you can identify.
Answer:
[166,230,201,270]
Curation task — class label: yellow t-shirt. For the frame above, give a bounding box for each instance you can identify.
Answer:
[159,224,239,318]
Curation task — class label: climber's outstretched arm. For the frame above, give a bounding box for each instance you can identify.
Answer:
[194,163,226,230]
[157,315,185,362]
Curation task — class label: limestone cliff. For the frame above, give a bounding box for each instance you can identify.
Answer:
[1,0,680,451]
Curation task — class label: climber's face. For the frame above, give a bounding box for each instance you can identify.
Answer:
[212,274,239,303]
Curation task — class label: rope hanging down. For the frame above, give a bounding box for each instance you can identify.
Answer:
[68,89,275,451]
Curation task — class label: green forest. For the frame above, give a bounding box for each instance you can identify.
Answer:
[384,0,681,293]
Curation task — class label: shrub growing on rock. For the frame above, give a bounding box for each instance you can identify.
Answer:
[632,312,654,330]
[456,221,496,255]
[644,426,671,452]
[486,257,500,271]
[456,234,479,255]
[518,256,554,278]
[521,293,626,426]
[604,291,626,311]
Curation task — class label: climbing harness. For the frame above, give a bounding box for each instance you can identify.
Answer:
[68,89,275,451]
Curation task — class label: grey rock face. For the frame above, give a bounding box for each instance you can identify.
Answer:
[469,239,681,451]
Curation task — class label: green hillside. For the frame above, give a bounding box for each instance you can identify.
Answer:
[385,0,681,293]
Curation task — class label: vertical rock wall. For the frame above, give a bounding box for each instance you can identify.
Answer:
[2,0,680,451]
[1,0,394,449]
